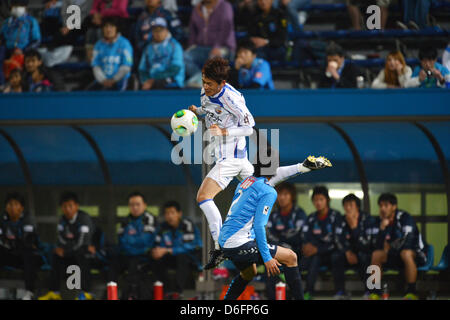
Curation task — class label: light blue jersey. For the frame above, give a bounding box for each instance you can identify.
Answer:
[219,176,278,263]
[92,35,133,80]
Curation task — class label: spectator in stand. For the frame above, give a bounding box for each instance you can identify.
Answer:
[39,192,96,300]
[2,68,23,93]
[23,49,65,91]
[138,17,184,90]
[85,0,129,62]
[134,0,183,59]
[273,0,311,32]
[184,0,236,87]
[371,51,412,89]
[108,192,158,300]
[230,0,257,31]
[229,39,274,90]
[29,65,53,92]
[319,43,363,89]
[89,17,133,91]
[0,192,42,300]
[301,186,347,300]
[265,182,307,300]
[398,0,432,30]
[152,201,202,300]
[347,0,390,30]
[247,0,288,62]
[335,194,376,300]
[405,46,449,89]
[443,43,450,72]
[0,0,41,85]
[369,193,428,300]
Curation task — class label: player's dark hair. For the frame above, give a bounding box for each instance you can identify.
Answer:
[5,192,25,207]
[127,191,147,203]
[59,191,79,205]
[163,200,181,212]
[342,193,361,209]
[12,0,29,6]
[276,182,297,205]
[202,57,230,84]
[378,193,397,206]
[24,48,42,61]
[237,39,257,55]
[102,16,119,29]
[326,42,345,57]
[253,137,278,179]
[418,46,438,61]
[311,186,330,202]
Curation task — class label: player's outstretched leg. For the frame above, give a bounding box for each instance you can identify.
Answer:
[275,246,304,300]
[197,178,225,270]
[268,156,332,187]
[223,265,256,300]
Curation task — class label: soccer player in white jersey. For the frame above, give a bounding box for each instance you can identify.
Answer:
[189,57,256,269]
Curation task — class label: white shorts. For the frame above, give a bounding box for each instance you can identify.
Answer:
[206,158,254,190]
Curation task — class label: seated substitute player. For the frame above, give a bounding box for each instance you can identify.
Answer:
[335,193,376,299]
[0,192,42,300]
[108,191,158,300]
[368,193,427,300]
[265,182,307,300]
[218,156,332,300]
[151,201,202,299]
[39,192,96,300]
[301,186,346,300]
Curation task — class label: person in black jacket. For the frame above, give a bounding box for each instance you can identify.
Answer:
[369,193,427,300]
[318,42,363,88]
[247,0,288,61]
[38,192,96,300]
[301,186,346,300]
[265,182,307,299]
[335,193,376,299]
[0,192,42,300]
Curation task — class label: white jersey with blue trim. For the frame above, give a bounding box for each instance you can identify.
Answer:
[218,176,278,263]
[198,83,255,161]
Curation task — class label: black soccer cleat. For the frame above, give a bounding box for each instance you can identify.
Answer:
[302,155,332,170]
[203,249,225,270]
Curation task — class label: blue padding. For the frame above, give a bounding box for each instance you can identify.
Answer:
[0,134,25,185]
[432,245,449,271]
[418,244,434,271]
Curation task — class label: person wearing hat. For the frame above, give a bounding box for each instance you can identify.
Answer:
[0,0,41,85]
[138,17,184,90]
[89,17,133,91]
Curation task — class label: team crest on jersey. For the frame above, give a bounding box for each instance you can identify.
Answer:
[241,177,256,189]
[215,107,222,114]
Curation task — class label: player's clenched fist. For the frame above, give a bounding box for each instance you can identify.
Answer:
[265,258,282,277]
[188,105,198,114]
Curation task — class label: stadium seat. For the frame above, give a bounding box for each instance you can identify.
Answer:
[432,245,449,271]
[418,244,434,272]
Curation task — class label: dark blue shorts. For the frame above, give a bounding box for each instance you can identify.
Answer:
[221,240,278,271]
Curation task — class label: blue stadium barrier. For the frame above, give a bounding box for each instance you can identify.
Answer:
[432,245,449,271]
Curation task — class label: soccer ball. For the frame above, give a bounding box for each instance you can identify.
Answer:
[171,109,199,137]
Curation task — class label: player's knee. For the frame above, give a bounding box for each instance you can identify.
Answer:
[286,250,298,267]
[371,250,385,264]
[241,265,257,281]
[400,249,415,262]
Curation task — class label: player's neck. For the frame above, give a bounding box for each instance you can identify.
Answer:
[318,207,329,217]
[280,204,293,216]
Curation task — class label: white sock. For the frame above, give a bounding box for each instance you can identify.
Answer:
[199,199,222,242]
[268,163,311,187]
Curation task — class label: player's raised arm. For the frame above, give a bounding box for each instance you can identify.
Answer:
[253,190,280,275]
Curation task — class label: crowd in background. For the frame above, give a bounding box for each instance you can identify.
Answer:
[0,0,449,93]
[0,184,429,300]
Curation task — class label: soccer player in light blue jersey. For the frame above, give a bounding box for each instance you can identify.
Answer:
[219,155,332,300]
